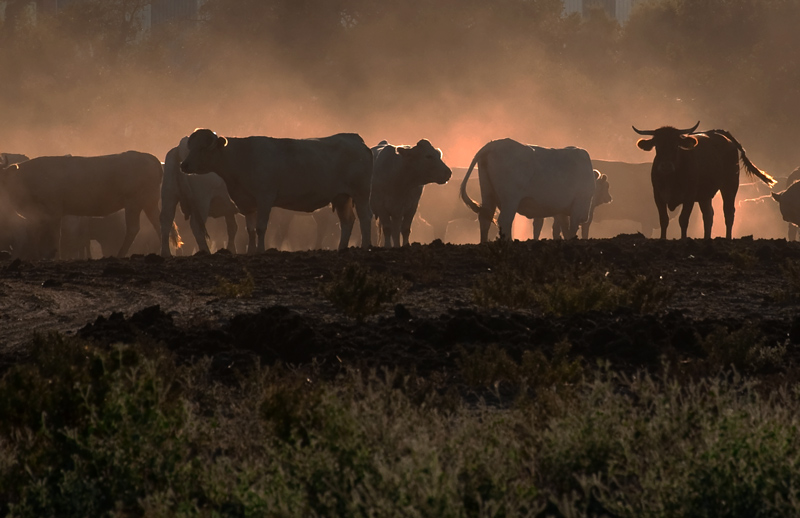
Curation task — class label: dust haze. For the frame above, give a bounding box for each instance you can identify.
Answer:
[1,0,798,245]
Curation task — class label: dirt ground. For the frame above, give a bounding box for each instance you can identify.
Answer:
[2,235,800,383]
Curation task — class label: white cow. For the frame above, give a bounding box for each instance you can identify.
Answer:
[160,136,241,257]
[180,129,373,253]
[0,151,163,258]
[370,139,452,247]
[460,138,596,242]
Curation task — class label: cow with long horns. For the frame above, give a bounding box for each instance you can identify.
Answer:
[633,122,775,239]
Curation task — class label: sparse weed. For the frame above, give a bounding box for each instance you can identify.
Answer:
[321,263,409,322]
[213,268,255,298]
[699,323,786,374]
[457,340,583,392]
[729,248,758,269]
[770,260,800,302]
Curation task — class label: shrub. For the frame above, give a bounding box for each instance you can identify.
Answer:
[321,263,408,322]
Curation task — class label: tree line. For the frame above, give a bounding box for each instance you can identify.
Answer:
[1,0,797,171]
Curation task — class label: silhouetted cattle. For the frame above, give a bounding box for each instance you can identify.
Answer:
[181,129,373,252]
[371,139,452,247]
[532,169,612,239]
[783,167,800,240]
[0,151,163,258]
[633,122,775,239]
[161,137,237,257]
[771,167,800,239]
[461,138,595,242]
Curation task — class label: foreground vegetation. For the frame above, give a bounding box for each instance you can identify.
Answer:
[2,332,800,517]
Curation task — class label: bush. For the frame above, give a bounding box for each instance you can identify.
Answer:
[321,263,408,322]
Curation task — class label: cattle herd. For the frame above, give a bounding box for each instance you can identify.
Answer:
[1,122,798,260]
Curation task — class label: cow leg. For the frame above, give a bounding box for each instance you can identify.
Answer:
[478,197,497,243]
[698,198,715,239]
[790,224,798,242]
[721,195,736,240]
[389,217,403,248]
[143,203,163,255]
[255,206,274,253]
[117,209,142,257]
[580,213,592,239]
[556,215,571,240]
[243,212,257,254]
[159,194,179,257]
[379,218,393,247]
[656,202,670,239]
[224,214,238,253]
[496,207,517,241]
[189,217,210,253]
[401,203,419,247]
[532,218,544,240]
[678,202,695,239]
[333,195,357,250]
[352,196,373,249]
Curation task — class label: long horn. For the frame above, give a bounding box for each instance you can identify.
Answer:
[677,121,700,134]
[632,126,655,136]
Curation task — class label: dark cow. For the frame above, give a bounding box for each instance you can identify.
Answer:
[771,167,800,240]
[633,122,775,239]
[180,129,373,253]
[0,152,163,258]
[371,139,452,247]
[783,167,800,241]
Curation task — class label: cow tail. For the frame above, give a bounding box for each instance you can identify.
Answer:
[710,129,776,187]
[170,221,183,249]
[460,153,482,215]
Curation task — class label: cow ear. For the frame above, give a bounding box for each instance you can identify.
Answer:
[772,192,782,202]
[601,174,608,183]
[636,138,655,151]
[679,135,698,150]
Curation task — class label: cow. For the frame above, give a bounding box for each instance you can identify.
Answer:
[633,122,775,239]
[782,167,800,241]
[532,169,612,240]
[180,129,373,253]
[160,136,239,257]
[460,138,595,242]
[0,151,164,259]
[370,139,452,247]
[0,153,31,256]
[771,167,800,239]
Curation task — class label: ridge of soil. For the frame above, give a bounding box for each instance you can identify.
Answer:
[2,235,800,383]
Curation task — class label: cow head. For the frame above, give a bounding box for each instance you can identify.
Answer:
[397,139,452,185]
[633,122,700,176]
[593,170,612,207]
[180,128,227,175]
